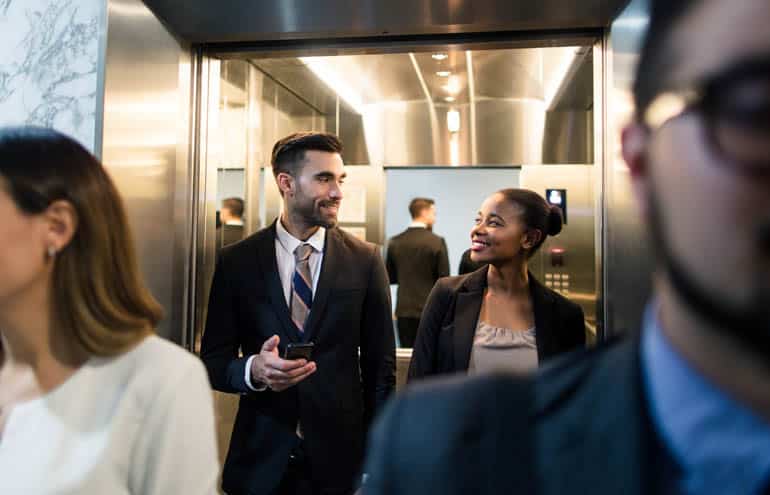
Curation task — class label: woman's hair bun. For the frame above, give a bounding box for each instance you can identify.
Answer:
[547,206,564,236]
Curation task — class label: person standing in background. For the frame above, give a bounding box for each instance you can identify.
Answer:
[217,197,245,248]
[202,132,395,495]
[386,198,450,348]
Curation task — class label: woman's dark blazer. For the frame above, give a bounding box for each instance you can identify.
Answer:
[408,266,586,381]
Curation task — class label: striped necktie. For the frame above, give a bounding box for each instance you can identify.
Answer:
[291,243,314,332]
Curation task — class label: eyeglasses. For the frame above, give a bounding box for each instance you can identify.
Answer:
[642,56,770,176]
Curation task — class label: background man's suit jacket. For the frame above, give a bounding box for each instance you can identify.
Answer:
[385,227,450,318]
[216,223,244,249]
[201,222,396,495]
[363,337,680,495]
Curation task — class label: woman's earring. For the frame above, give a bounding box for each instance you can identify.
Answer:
[47,245,57,259]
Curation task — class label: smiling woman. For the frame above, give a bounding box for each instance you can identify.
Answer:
[407,188,585,380]
[0,127,219,495]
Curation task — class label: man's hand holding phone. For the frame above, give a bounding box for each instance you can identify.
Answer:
[250,335,316,392]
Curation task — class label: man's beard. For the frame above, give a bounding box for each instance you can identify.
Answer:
[294,193,339,229]
[647,188,770,358]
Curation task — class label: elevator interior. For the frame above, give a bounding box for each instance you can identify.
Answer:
[99,0,645,475]
[198,39,601,354]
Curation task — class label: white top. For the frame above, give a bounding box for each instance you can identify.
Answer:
[0,335,219,495]
[243,219,326,391]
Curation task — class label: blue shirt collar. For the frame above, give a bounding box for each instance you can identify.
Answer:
[641,301,770,495]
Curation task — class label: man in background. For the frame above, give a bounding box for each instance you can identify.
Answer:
[386,198,449,347]
[217,196,245,248]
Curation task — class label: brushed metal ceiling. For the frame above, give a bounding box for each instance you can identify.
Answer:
[142,0,629,44]
[247,46,592,110]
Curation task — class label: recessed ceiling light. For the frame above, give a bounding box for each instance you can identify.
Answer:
[444,96,455,102]
[432,53,448,60]
[447,109,461,133]
[436,71,451,77]
[442,75,461,95]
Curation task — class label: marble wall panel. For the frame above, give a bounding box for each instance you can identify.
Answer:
[0,0,105,151]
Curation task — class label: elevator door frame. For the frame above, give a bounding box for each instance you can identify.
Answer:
[187,31,607,350]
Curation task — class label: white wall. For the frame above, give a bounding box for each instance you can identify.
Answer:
[217,169,246,206]
[384,168,520,276]
[0,0,105,151]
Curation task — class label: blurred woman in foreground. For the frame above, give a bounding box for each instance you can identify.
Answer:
[0,127,218,493]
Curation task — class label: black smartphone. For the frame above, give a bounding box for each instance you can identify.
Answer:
[283,342,314,360]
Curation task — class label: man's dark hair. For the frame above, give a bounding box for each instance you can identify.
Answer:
[271,132,343,178]
[633,0,699,115]
[222,197,244,218]
[408,198,435,220]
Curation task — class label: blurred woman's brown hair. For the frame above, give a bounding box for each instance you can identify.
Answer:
[0,127,162,355]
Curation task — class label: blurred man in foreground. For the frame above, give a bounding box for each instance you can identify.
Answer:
[363,0,770,493]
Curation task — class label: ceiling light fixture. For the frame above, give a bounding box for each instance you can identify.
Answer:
[436,70,451,77]
[299,56,364,114]
[447,109,461,133]
[444,96,455,102]
[442,75,461,95]
[432,53,448,61]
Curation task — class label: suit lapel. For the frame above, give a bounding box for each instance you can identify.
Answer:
[537,339,650,495]
[530,274,555,360]
[302,227,340,343]
[256,222,301,343]
[452,269,487,371]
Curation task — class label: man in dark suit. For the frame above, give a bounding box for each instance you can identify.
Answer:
[216,197,245,248]
[362,0,770,493]
[386,198,449,347]
[202,132,395,495]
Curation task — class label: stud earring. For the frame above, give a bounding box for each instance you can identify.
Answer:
[47,245,57,258]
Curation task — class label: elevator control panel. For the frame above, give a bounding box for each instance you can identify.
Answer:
[544,272,571,296]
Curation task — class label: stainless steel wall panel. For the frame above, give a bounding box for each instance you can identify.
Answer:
[143,0,628,44]
[542,109,592,163]
[100,0,193,345]
[474,98,545,165]
[602,0,652,336]
[520,165,597,340]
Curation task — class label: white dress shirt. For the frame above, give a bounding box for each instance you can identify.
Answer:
[244,219,326,391]
[0,336,219,495]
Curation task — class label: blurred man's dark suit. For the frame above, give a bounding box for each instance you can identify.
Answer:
[363,338,681,495]
[202,221,396,495]
[385,226,450,347]
[216,223,244,249]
